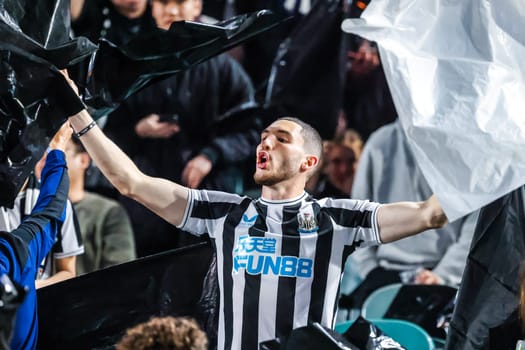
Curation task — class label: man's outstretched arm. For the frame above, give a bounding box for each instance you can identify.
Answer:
[377,195,448,243]
[69,109,190,227]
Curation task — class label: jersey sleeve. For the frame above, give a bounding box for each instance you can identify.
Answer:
[178,189,245,238]
[52,200,84,259]
[322,197,382,247]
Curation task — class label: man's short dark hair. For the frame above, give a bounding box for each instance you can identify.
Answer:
[277,117,323,161]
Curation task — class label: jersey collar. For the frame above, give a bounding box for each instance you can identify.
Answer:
[259,191,307,205]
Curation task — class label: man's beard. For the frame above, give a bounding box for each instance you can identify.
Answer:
[253,170,288,186]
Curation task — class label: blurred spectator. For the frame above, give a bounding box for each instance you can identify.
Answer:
[152,0,217,28]
[70,0,158,103]
[263,0,347,139]
[342,38,397,141]
[342,0,397,141]
[310,140,356,199]
[201,0,304,91]
[0,157,84,289]
[116,316,208,350]
[345,120,478,308]
[104,0,261,256]
[65,137,136,275]
[339,128,363,163]
[71,0,156,45]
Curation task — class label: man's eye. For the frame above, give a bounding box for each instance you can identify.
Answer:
[277,137,286,142]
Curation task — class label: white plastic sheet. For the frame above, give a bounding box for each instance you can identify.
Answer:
[342,0,525,221]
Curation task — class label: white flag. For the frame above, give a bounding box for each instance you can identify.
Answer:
[342,0,525,221]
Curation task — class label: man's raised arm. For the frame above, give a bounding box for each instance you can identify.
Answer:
[377,195,448,243]
[69,109,190,227]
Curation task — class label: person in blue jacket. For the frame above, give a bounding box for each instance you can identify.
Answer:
[0,122,72,350]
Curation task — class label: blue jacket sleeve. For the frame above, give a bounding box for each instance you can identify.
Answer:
[7,150,69,270]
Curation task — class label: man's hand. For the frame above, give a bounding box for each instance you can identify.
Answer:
[34,121,74,178]
[349,40,380,76]
[426,195,448,228]
[414,269,443,285]
[35,256,76,289]
[181,154,212,189]
[377,194,448,243]
[49,121,73,152]
[61,69,79,96]
[135,114,180,138]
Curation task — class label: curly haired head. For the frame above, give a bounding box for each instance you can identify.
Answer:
[116,316,208,350]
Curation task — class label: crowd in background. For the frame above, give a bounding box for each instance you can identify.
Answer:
[1,0,485,348]
[70,0,475,330]
[65,0,475,296]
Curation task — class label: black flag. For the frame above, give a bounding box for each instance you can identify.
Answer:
[446,187,525,349]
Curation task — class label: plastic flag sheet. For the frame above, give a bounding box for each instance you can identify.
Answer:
[37,243,216,349]
[0,0,283,207]
[342,0,525,221]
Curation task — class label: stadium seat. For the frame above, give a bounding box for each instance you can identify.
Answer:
[361,283,402,318]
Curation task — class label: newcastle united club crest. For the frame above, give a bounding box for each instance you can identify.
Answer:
[297,212,318,234]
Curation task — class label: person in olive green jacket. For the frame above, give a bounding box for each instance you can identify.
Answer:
[65,136,136,274]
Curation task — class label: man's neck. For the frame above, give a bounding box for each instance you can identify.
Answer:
[260,182,306,201]
[68,180,86,203]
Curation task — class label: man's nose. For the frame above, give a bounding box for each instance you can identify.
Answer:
[260,136,275,149]
[167,5,179,16]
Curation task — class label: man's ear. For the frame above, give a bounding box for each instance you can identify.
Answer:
[80,153,91,170]
[301,155,319,172]
[194,0,203,18]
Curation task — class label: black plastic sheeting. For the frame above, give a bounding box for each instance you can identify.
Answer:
[260,323,359,350]
[0,0,283,208]
[37,243,216,350]
[0,0,95,207]
[0,0,96,68]
[263,0,347,139]
[83,10,284,119]
[342,317,405,350]
[0,274,27,350]
[446,186,525,349]
[383,284,457,339]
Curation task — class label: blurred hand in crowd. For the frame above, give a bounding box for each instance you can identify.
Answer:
[348,40,380,76]
[181,154,212,189]
[135,114,180,138]
[414,269,443,285]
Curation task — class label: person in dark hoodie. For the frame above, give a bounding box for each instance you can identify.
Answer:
[71,0,156,46]
[103,0,261,256]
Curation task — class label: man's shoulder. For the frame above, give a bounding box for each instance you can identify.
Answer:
[365,122,401,148]
[314,196,380,211]
[188,189,250,215]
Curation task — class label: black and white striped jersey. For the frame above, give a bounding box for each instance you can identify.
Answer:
[179,190,382,350]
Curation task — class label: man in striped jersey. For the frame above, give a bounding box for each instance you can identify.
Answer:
[68,101,447,349]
